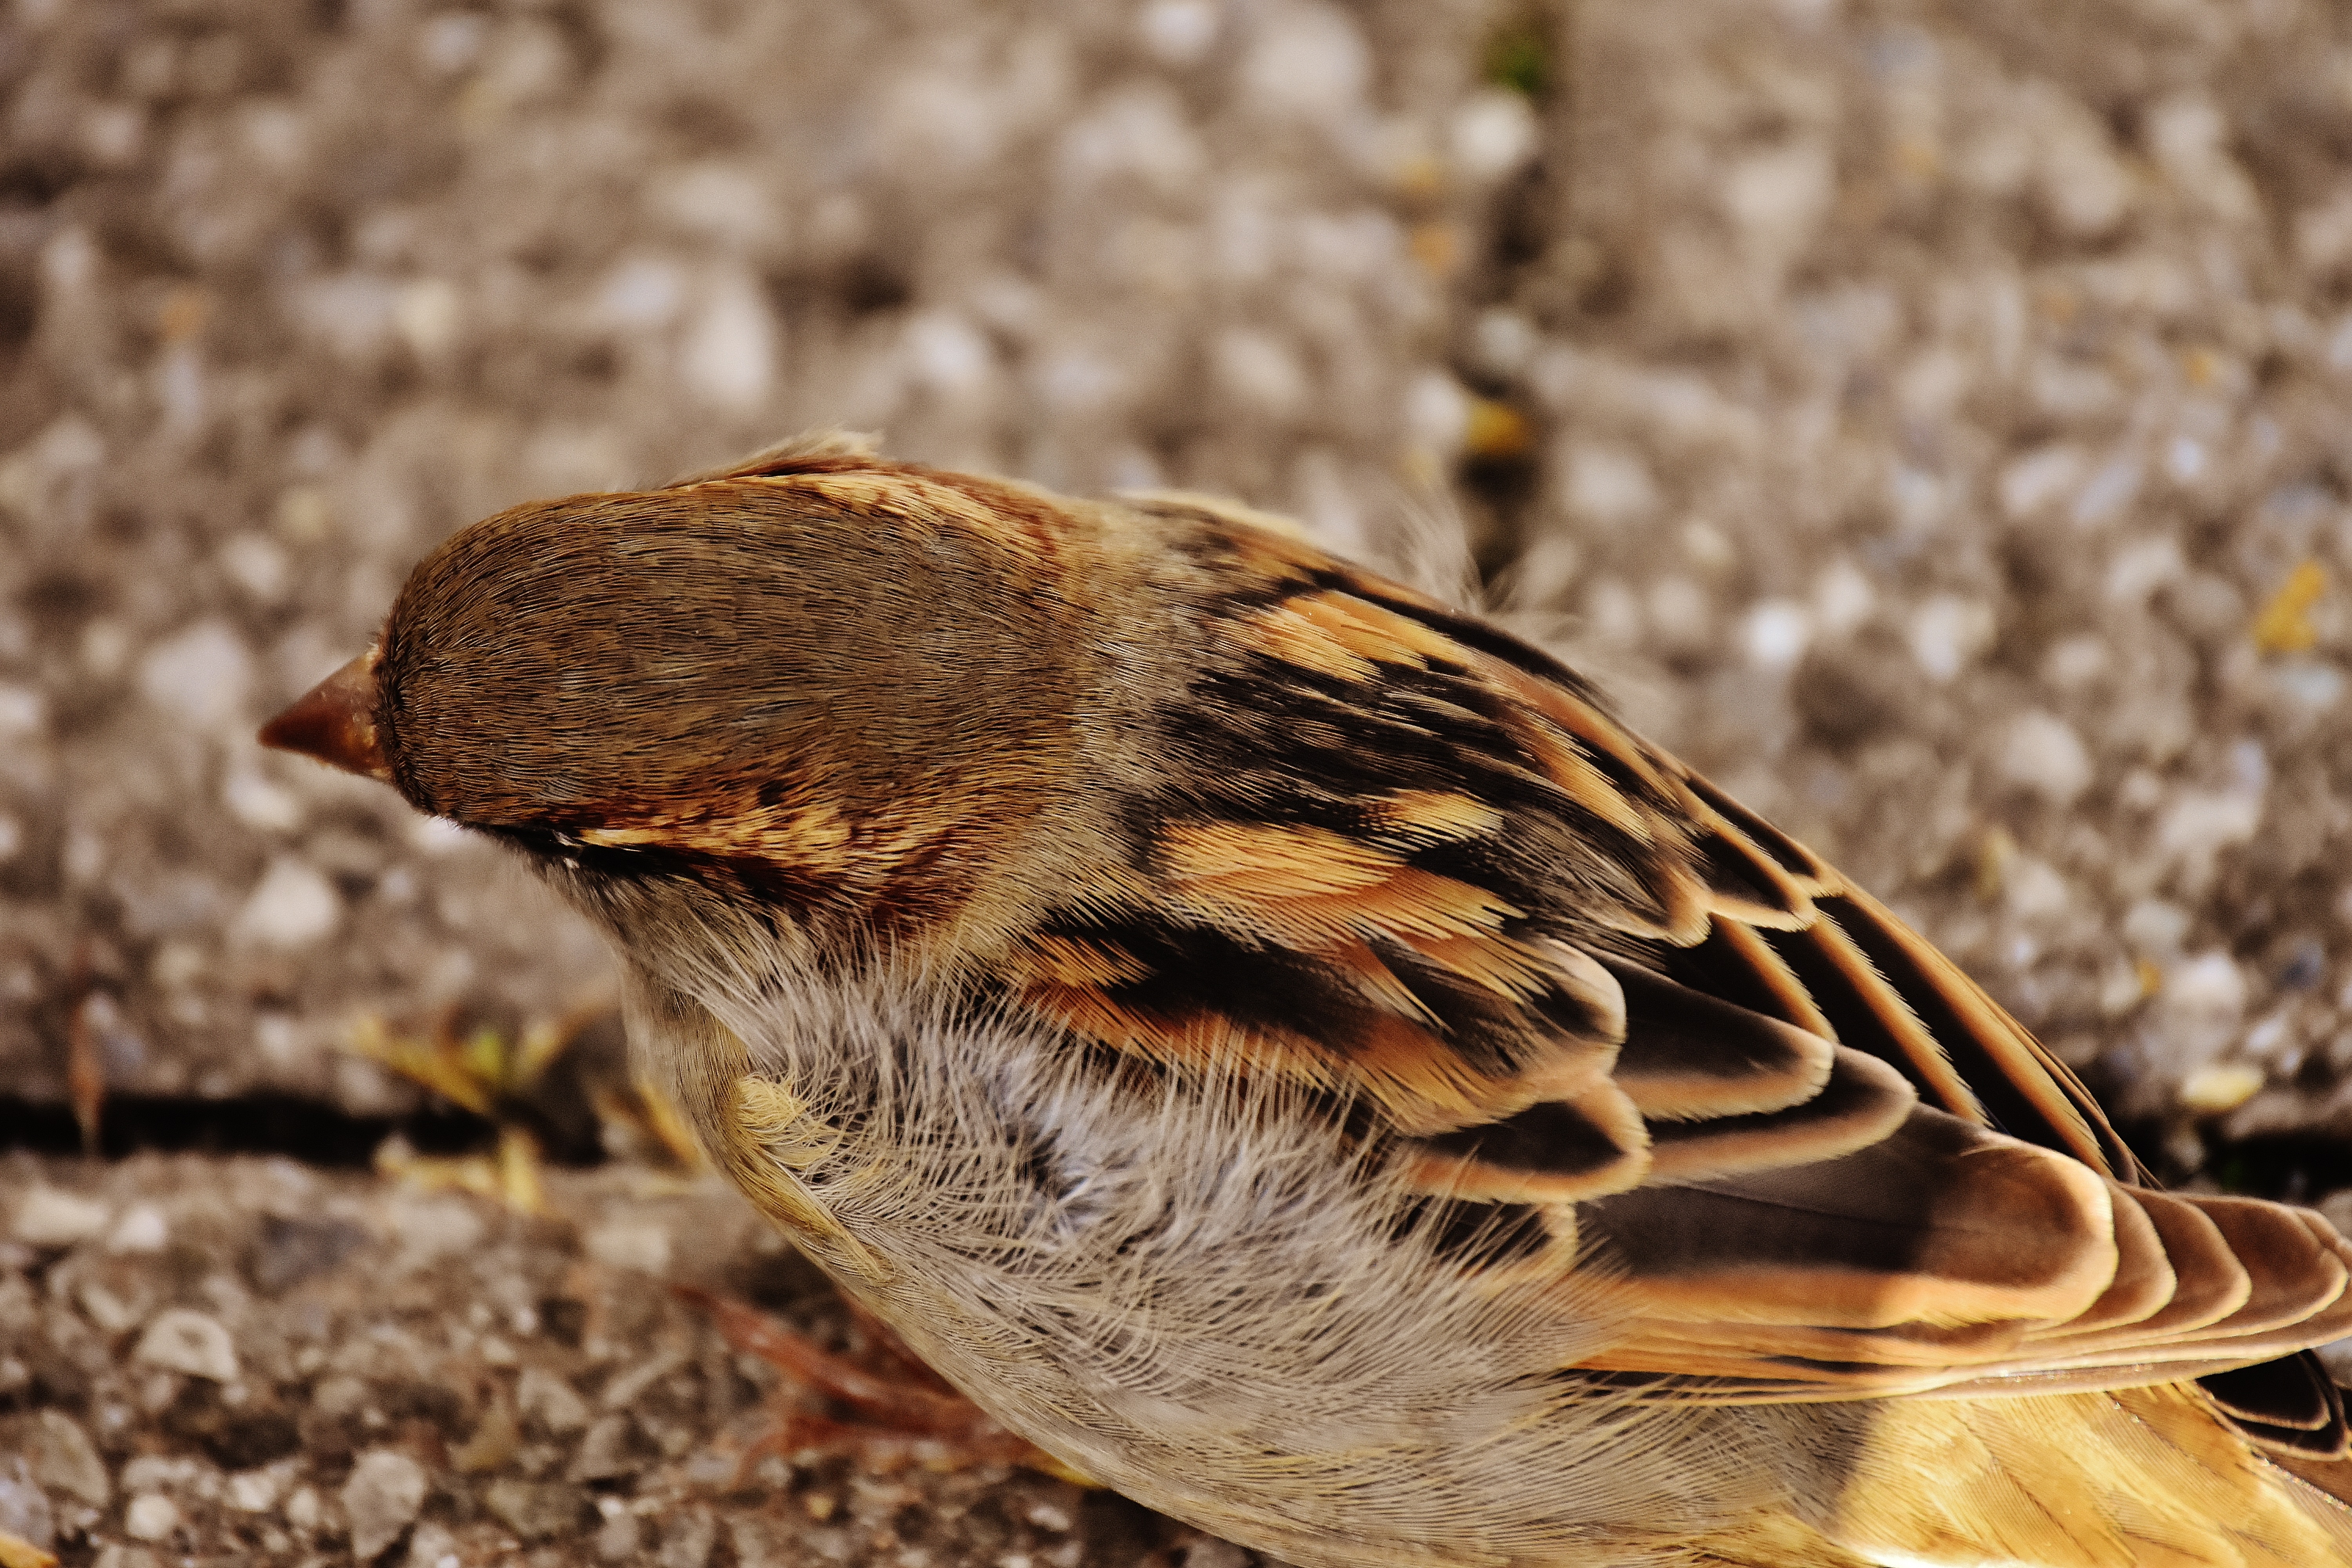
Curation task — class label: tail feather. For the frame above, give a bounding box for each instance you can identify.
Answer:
[1815,1385,2352,1568]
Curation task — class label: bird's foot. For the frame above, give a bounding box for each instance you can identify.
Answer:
[677,1283,1092,1483]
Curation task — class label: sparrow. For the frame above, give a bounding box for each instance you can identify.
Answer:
[263,431,2352,1568]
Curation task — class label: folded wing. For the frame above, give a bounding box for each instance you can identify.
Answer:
[1003,494,2352,1461]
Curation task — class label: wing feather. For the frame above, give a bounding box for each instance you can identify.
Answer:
[1003,506,2352,1457]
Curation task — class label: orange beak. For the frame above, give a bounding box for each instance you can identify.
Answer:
[258,646,395,784]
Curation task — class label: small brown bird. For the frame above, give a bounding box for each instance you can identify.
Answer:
[265,433,2352,1567]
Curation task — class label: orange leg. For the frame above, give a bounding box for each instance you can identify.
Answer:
[675,1284,1089,1482]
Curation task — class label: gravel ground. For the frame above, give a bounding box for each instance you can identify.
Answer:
[2,1154,1206,1568]
[10,0,2352,1562]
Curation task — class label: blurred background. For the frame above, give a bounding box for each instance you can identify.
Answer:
[8,0,2352,1563]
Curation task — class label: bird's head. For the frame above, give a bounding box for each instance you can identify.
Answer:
[261,455,1097,951]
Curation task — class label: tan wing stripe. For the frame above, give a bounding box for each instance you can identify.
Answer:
[1401,1081,1652,1203]
[2024,1188,2176,1339]
[1687,802,1821,930]
[1790,911,1987,1123]
[2040,1191,2250,1345]
[1683,772,1836,887]
[1642,1048,1916,1180]
[2156,1198,2350,1343]
[1711,917,1837,1039]
[1607,960,1834,1119]
[1834,885,2116,1174]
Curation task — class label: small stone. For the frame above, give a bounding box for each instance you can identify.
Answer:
[1741,600,1812,672]
[1559,442,1659,529]
[2180,1062,2265,1116]
[1240,1,1367,123]
[77,1278,146,1335]
[284,1485,322,1531]
[594,1507,642,1561]
[312,1374,369,1417]
[232,857,343,949]
[1999,711,2093,806]
[515,1367,590,1438]
[134,1309,239,1382]
[1212,329,1307,420]
[385,1196,485,1265]
[568,1414,642,1482]
[249,1215,368,1295]
[598,1346,687,1410]
[1179,1539,1251,1568]
[2167,951,2249,1016]
[105,1205,169,1254]
[404,1521,461,1568]
[657,1508,719,1568]
[0,1456,53,1552]
[136,618,253,731]
[678,270,777,413]
[27,1410,109,1505]
[123,1493,178,1543]
[341,1448,427,1562]
[483,1479,586,1542]
[14,1188,110,1247]
[584,1220,670,1276]
[728,1516,790,1568]
[1905,595,1994,683]
[0,683,45,739]
[1138,0,1217,64]
[225,1467,283,1513]
[1450,89,1538,183]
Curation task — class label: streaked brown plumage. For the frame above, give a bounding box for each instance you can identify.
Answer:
[265,433,2352,1567]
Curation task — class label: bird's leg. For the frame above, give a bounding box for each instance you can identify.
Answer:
[677,1284,1091,1482]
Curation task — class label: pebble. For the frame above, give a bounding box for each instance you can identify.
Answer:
[14,1187,111,1247]
[569,1414,642,1483]
[231,857,343,949]
[1180,1539,1252,1568]
[1450,90,1539,183]
[1741,600,1813,672]
[516,1367,591,1439]
[483,1479,587,1543]
[594,1506,644,1561]
[1999,710,2093,806]
[134,619,254,733]
[0,1457,53,1552]
[1240,2,1369,123]
[584,1219,672,1276]
[657,1509,719,1568]
[134,1308,241,1383]
[1905,596,1995,683]
[403,1521,461,1568]
[27,1411,109,1506]
[122,1492,179,1543]
[1138,0,1219,67]
[342,1449,428,1561]
[2180,1062,2265,1115]
[0,684,45,739]
[385,1194,485,1264]
[2167,951,2249,1017]
[249,1214,369,1295]
[225,1467,284,1513]
[677,270,777,413]
[106,1204,169,1254]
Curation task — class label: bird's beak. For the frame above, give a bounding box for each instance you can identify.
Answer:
[259,645,394,784]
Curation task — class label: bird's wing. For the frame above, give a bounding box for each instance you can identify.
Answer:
[1006,499,2352,1442]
